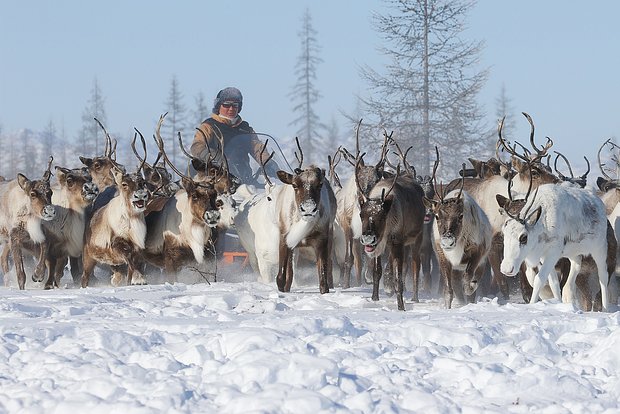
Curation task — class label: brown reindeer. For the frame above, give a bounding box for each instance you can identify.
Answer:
[274,138,337,294]
[142,114,222,282]
[425,163,493,309]
[80,121,151,288]
[358,163,425,311]
[0,158,56,289]
[80,118,121,192]
[336,123,392,288]
[42,166,99,288]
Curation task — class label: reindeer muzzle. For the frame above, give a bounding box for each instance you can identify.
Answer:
[131,190,150,212]
[299,200,318,221]
[360,234,378,253]
[440,234,457,250]
[204,209,221,228]
[42,204,56,221]
[83,182,99,201]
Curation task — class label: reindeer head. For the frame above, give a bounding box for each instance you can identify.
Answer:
[277,166,325,222]
[113,167,150,214]
[55,166,99,206]
[17,173,55,221]
[359,187,393,257]
[181,178,221,228]
[495,176,542,276]
[425,192,465,251]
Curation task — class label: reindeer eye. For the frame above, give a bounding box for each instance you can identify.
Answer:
[519,234,528,245]
[30,191,37,198]
[216,199,224,208]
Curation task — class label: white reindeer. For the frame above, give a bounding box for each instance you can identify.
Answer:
[497,181,612,311]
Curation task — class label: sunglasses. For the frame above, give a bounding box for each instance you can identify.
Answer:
[221,102,240,109]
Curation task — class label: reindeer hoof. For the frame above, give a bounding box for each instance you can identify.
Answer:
[131,273,147,285]
[111,274,124,287]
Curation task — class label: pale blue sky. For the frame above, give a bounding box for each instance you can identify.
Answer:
[1,0,619,168]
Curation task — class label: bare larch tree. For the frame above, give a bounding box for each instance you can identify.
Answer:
[289,8,325,165]
[77,78,107,157]
[163,75,187,166]
[357,0,489,178]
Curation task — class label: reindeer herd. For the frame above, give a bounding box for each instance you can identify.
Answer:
[0,113,619,312]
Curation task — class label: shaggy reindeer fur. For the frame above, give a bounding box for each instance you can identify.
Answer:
[0,173,55,289]
[81,168,150,287]
[497,182,612,310]
[275,166,337,294]
[359,175,425,311]
[426,190,492,309]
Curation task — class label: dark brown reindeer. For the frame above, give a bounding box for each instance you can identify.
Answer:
[142,114,222,282]
[80,122,151,288]
[0,158,56,289]
[358,159,425,311]
[425,159,493,309]
[274,138,337,294]
[336,122,392,288]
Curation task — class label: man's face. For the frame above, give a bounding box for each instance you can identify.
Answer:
[219,101,240,118]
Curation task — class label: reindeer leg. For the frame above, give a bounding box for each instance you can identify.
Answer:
[392,245,405,311]
[519,264,533,303]
[316,241,330,294]
[371,255,382,301]
[530,259,556,304]
[33,242,48,283]
[284,248,294,292]
[327,228,334,290]
[10,228,27,290]
[592,250,610,312]
[410,238,422,303]
[54,258,67,288]
[110,265,125,287]
[353,239,363,287]
[276,239,288,292]
[343,230,353,289]
[70,256,82,285]
[81,251,97,288]
[554,256,581,303]
[44,256,57,290]
[489,238,510,300]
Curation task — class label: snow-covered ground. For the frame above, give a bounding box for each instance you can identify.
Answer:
[0,265,619,414]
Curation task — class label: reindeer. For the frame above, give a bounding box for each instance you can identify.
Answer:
[40,166,99,288]
[358,160,425,311]
[142,114,222,282]
[80,121,151,288]
[425,162,492,309]
[79,119,120,192]
[0,158,56,289]
[335,122,391,288]
[496,172,613,310]
[273,138,337,294]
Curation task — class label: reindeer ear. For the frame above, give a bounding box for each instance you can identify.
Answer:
[423,196,438,211]
[55,166,70,183]
[17,173,31,192]
[277,171,293,185]
[112,167,124,186]
[181,177,195,193]
[526,206,542,226]
[80,156,93,167]
[496,194,509,210]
